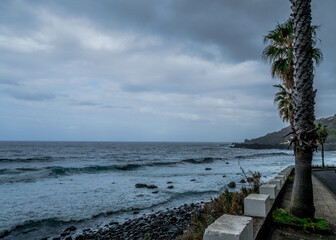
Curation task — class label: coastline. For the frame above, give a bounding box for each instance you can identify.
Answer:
[232,142,336,151]
[41,203,202,240]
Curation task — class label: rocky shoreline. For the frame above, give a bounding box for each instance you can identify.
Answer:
[46,203,202,240]
[232,142,336,151]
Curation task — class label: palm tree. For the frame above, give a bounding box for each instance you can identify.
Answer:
[289,0,317,218]
[263,19,322,90]
[273,84,293,125]
[316,123,328,168]
[263,19,322,127]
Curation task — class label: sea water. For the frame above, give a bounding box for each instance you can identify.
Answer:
[1,141,335,239]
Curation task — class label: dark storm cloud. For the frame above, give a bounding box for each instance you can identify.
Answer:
[0,0,335,141]
[14,0,291,62]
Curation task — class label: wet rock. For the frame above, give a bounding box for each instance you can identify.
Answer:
[65,226,76,232]
[147,184,158,189]
[58,203,203,240]
[166,181,173,184]
[133,211,139,215]
[228,181,236,188]
[152,190,159,194]
[190,179,196,181]
[205,168,212,171]
[239,179,246,183]
[135,183,148,188]
[222,175,226,177]
[61,230,70,237]
[0,230,9,238]
[167,185,174,189]
[226,162,229,164]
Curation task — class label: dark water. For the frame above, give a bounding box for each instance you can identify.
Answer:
[2,141,326,239]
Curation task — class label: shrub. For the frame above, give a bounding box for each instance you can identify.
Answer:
[180,171,261,240]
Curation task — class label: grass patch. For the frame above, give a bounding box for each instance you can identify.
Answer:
[288,176,294,183]
[273,209,328,233]
[180,171,261,240]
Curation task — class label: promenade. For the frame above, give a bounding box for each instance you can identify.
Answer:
[266,169,336,239]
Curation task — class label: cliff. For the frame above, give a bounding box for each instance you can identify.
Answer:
[233,114,336,150]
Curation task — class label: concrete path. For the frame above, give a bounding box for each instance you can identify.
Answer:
[312,174,336,226]
[265,171,336,239]
[313,170,336,196]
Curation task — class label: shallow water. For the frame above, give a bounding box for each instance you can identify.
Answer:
[0,141,335,239]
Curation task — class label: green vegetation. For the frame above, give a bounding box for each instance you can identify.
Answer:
[181,171,261,240]
[316,123,329,167]
[262,19,322,126]
[244,115,336,145]
[273,209,327,233]
[288,176,294,183]
[144,233,151,240]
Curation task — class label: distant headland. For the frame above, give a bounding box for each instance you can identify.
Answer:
[233,114,336,150]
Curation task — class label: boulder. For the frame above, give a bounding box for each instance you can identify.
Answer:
[135,183,147,188]
[228,181,236,188]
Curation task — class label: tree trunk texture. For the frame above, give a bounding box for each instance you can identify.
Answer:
[321,144,325,168]
[290,0,316,218]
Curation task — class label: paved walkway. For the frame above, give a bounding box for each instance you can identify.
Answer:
[266,171,336,239]
[313,169,336,196]
[312,173,336,226]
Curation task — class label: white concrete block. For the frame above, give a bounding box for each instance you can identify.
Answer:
[275,174,286,185]
[269,179,282,190]
[203,214,253,240]
[244,194,271,217]
[260,184,277,199]
[280,171,289,177]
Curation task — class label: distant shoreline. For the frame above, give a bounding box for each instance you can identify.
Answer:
[232,142,336,151]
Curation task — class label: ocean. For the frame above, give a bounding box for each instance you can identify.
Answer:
[1,141,335,239]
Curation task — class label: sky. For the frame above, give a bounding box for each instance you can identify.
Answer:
[0,0,335,142]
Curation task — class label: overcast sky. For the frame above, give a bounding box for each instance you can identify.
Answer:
[0,0,335,142]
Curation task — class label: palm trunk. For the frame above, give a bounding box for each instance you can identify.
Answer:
[321,144,324,168]
[290,0,316,218]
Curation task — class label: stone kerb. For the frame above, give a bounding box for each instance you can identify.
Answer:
[274,175,286,185]
[260,184,277,199]
[244,194,271,217]
[203,214,253,240]
[280,170,289,177]
[269,178,282,190]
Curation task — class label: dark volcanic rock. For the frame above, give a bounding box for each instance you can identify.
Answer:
[135,183,148,188]
[65,226,76,232]
[239,179,246,183]
[147,184,158,189]
[167,185,174,189]
[166,181,173,184]
[69,203,202,240]
[190,179,196,181]
[222,175,226,178]
[152,190,159,194]
[228,181,236,188]
[205,168,212,171]
[225,162,229,164]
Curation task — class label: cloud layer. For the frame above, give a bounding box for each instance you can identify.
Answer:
[0,0,335,141]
